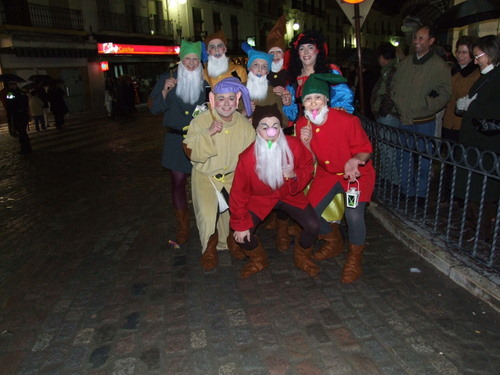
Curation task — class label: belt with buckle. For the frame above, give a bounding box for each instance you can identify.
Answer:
[213,172,233,181]
[166,127,187,135]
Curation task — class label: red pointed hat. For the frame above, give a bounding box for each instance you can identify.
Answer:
[205,29,228,47]
[266,15,286,52]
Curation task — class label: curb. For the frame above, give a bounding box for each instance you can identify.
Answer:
[368,202,500,313]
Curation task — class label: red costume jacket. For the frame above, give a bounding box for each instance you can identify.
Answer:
[296,109,376,206]
[229,136,314,231]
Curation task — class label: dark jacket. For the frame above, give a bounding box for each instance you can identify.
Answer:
[456,66,500,202]
[149,71,207,174]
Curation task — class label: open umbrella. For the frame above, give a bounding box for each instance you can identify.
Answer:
[436,0,500,29]
[0,73,26,83]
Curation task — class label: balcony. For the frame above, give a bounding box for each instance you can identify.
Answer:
[96,12,174,38]
[0,2,84,31]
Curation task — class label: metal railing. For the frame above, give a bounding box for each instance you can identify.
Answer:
[0,2,84,31]
[360,115,499,273]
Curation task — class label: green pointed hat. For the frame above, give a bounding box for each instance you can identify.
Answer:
[179,40,202,60]
[301,73,347,100]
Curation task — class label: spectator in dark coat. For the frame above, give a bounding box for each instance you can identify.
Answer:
[47,81,68,129]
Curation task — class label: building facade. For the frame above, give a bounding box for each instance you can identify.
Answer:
[0,0,405,119]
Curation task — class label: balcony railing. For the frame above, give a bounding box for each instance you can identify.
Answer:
[96,12,174,38]
[360,115,499,273]
[0,2,84,31]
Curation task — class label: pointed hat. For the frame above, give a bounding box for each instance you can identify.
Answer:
[205,29,228,47]
[266,15,286,52]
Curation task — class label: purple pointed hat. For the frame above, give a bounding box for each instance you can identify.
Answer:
[213,77,253,117]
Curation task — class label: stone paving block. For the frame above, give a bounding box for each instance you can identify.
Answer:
[404,335,436,354]
[329,328,361,352]
[386,313,417,335]
[164,332,188,353]
[329,299,357,320]
[290,303,317,326]
[253,326,280,349]
[239,347,265,372]
[212,339,235,360]
[73,327,94,345]
[226,308,247,327]
[218,362,238,375]
[138,324,165,347]
[191,349,213,374]
[273,311,300,333]
[190,329,207,349]
[139,347,160,371]
[232,325,254,346]
[263,351,291,375]
[246,305,272,326]
[121,312,141,330]
[282,333,312,361]
[306,323,331,344]
[115,334,135,355]
[63,346,90,370]
[93,325,118,345]
[88,345,111,369]
[143,304,164,323]
[52,299,72,313]
[361,339,395,364]
[31,333,53,352]
[112,357,137,375]
[319,308,342,327]
[344,319,373,340]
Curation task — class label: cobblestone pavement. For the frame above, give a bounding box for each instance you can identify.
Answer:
[0,109,499,375]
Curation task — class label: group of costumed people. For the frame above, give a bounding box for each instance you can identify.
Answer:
[149,15,375,284]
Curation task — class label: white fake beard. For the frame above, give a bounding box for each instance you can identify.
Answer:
[246,72,269,101]
[254,131,294,190]
[207,55,229,77]
[271,59,284,73]
[305,106,329,125]
[175,63,204,105]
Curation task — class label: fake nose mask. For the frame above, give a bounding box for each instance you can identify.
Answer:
[266,127,278,138]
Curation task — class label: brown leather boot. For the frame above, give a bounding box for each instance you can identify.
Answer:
[200,231,219,271]
[341,243,365,283]
[264,212,277,230]
[240,241,269,279]
[227,231,246,260]
[287,221,302,236]
[276,219,291,252]
[174,209,190,245]
[293,239,319,277]
[313,223,344,261]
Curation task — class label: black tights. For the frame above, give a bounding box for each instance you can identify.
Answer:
[170,170,189,210]
[238,201,319,250]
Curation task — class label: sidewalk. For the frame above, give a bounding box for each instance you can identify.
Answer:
[0,110,498,374]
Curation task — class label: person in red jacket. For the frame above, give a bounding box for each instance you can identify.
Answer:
[296,73,376,284]
[229,104,319,278]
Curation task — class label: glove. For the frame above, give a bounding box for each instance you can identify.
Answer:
[456,93,478,112]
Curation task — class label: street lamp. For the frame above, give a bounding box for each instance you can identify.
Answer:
[292,22,300,31]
